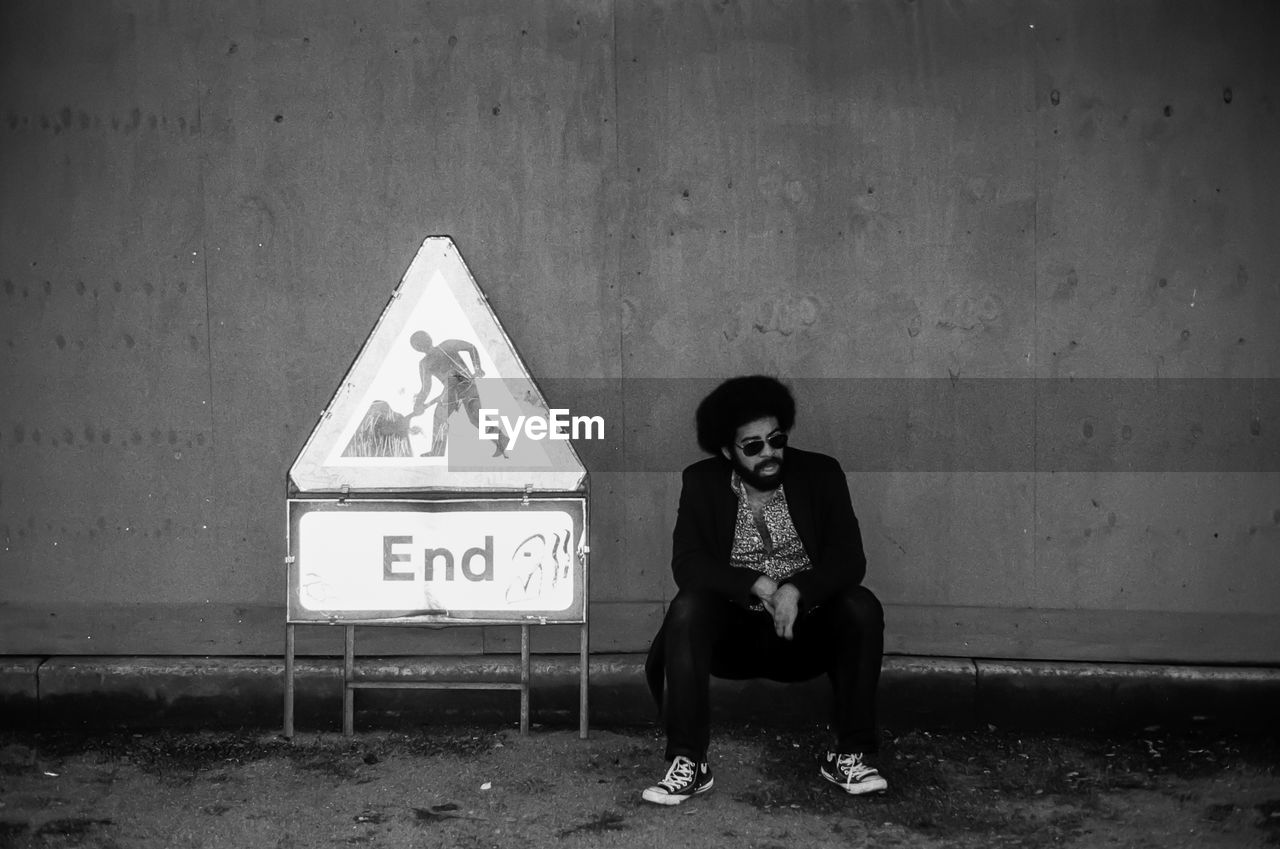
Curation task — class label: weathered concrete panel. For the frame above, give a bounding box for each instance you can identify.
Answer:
[482,601,664,654]
[1032,473,1280,613]
[2,0,1277,665]
[0,4,217,605]
[194,1,619,605]
[616,0,1037,379]
[0,1,619,627]
[1031,0,1280,379]
[853,472,1037,608]
[0,600,660,655]
[887,604,1280,665]
[0,602,485,656]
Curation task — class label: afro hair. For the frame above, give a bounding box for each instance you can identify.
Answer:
[695,375,796,455]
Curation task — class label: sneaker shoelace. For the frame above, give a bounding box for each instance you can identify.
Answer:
[660,756,697,790]
[837,753,876,781]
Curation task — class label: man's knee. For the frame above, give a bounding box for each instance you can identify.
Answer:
[829,585,884,632]
[663,588,722,637]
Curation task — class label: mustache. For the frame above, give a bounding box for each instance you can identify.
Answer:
[738,456,784,488]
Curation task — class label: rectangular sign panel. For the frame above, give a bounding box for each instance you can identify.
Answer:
[288,497,586,623]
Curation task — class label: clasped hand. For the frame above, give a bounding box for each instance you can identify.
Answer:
[751,576,800,640]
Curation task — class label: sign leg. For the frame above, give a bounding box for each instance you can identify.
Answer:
[284,623,295,739]
[519,624,530,736]
[343,625,355,737]
[579,621,589,740]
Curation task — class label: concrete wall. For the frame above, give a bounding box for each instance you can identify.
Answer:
[2,0,1277,663]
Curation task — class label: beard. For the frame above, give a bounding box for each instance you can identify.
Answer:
[733,454,785,491]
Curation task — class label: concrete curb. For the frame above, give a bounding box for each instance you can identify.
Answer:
[0,657,41,723]
[2,654,1278,733]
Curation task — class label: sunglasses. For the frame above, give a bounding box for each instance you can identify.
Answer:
[736,432,788,456]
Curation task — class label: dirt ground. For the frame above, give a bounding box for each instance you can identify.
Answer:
[1,721,1277,849]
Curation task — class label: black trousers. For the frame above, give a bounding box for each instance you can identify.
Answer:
[656,585,884,762]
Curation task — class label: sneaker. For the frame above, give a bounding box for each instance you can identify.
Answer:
[641,755,714,805]
[820,751,888,795]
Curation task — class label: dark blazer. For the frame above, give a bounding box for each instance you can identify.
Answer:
[671,446,867,607]
[646,447,868,701]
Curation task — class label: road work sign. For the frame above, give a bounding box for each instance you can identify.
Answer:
[283,239,590,736]
[289,237,587,494]
[285,236,589,624]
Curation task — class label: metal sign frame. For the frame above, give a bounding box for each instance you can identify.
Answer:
[283,236,592,739]
[282,495,590,739]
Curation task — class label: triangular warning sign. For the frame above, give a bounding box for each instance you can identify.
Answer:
[289,237,587,493]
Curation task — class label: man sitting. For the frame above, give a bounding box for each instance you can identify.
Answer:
[643,375,887,804]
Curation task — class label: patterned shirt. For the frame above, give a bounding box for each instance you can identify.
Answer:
[729,471,812,609]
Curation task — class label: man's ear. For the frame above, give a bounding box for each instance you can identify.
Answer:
[720,446,732,462]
